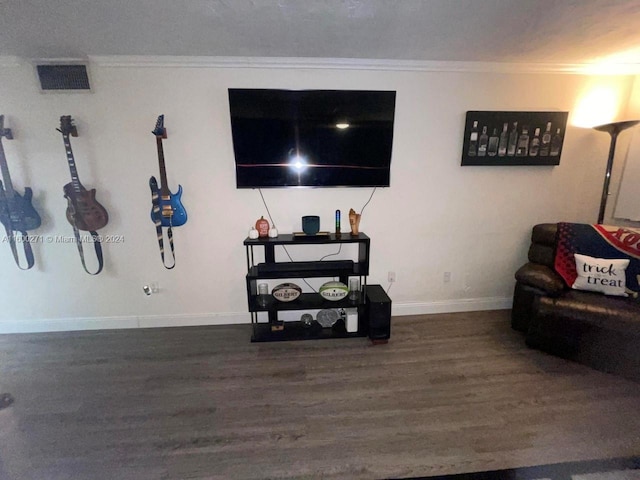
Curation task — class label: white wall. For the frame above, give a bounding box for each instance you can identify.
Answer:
[0,59,635,332]
[614,75,640,221]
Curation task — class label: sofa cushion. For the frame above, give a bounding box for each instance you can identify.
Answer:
[531,223,558,246]
[535,290,640,335]
[528,243,555,267]
[527,290,640,382]
[515,262,566,295]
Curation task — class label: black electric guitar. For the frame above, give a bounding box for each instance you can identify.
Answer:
[150,115,187,227]
[0,115,41,233]
[0,115,41,269]
[57,116,109,232]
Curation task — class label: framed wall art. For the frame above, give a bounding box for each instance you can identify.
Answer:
[461,111,569,166]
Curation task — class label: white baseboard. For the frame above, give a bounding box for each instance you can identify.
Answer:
[0,312,249,334]
[392,296,513,316]
[0,297,512,334]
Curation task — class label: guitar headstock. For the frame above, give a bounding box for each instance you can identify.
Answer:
[0,115,13,140]
[57,116,78,137]
[152,115,167,139]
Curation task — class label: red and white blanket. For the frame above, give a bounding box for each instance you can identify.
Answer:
[554,223,640,295]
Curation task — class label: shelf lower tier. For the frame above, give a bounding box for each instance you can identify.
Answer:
[248,292,363,312]
[251,320,366,342]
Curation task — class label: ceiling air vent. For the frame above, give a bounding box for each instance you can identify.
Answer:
[35,63,91,92]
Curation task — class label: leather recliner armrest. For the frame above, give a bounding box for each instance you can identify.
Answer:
[515,262,566,296]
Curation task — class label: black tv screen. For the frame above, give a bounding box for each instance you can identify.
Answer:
[228,89,396,188]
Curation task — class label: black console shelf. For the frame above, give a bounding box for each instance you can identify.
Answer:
[244,233,371,342]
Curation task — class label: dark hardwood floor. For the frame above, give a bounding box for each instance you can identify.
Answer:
[0,310,639,480]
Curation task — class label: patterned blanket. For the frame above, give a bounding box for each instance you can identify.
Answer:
[554,222,640,295]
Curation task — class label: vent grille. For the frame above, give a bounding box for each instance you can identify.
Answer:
[36,64,91,91]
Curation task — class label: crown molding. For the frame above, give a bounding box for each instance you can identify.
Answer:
[87,55,640,75]
[1,55,637,75]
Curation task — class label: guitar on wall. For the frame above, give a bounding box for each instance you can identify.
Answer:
[57,116,109,274]
[149,114,187,269]
[0,115,41,269]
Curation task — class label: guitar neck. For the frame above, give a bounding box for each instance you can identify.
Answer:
[62,134,83,192]
[156,137,170,197]
[0,138,15,198]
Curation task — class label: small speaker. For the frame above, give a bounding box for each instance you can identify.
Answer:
[35,63,91,92]
[366,284,391,343]
[302,215,320,236]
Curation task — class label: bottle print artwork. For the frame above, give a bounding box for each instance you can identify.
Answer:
[462,111,568,166]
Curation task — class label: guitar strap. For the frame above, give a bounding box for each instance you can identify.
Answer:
[0,184,35,270]
[64,197,103,275]
[70,223,103,275]
[6,230,35,270]
[150,176,175,269]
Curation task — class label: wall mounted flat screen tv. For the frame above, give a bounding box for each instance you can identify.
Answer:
[228,89,396,188]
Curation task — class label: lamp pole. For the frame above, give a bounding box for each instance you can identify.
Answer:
[592,120,640,224]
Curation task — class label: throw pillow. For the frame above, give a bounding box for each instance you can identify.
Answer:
[572,253,629,297]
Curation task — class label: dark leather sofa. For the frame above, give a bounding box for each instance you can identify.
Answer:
[512,223,640,382]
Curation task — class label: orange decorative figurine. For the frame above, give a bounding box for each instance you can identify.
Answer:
[255,216,270,238]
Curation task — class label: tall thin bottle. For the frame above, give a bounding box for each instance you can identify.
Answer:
[550,127,563,156]
[529,127,541,156]
[539,122,552,156]
[468,120,479,156]
[516,126,529,157]
[507,121,518,156]
[488,128,499,156]
[498,122,509,156]
[478,126,489,156]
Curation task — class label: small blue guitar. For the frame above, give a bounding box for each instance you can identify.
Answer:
[150,115,187,227]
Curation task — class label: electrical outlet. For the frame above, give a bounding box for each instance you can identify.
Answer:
[143,282,160,296]
[443,271,451,283]
[388,271,396,283]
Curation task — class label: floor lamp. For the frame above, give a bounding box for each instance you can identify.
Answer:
[593,120,640,224]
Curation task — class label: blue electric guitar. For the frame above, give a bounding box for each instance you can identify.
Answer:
[150,115,187,228]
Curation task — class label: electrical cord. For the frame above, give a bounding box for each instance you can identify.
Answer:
[258,189,276,226]
[258,188,317,292]
[359,187,377,217]
[257,186,379,291]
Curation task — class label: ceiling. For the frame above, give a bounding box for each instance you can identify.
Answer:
[2,0,640,66]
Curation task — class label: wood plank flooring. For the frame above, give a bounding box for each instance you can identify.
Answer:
[0,310,639,480]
